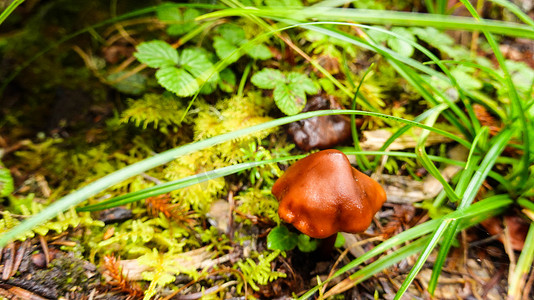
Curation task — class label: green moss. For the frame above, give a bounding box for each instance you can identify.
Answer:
[235,188,280,225]
[121,93,191,133]
[235,250,286,291]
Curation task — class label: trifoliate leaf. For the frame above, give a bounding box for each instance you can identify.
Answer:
[251,68,285,89]
[180,48,218,84]
[134,40,178,68]
[168,8,200,36]
[287,72,318,95]
[267,225,298,251]
[0,163,14,197]
[156,67,198,97]
[297,234,318,252]
[273,84,306,115]
[157,6,200,36]
[213,36,241,64]
[246,44,272,60]
[156,4,182,23]
[218,68,236,93]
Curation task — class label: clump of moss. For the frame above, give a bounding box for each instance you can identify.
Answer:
[235,188,280,225]
[121,93,191,133]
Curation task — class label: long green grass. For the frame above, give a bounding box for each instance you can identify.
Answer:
[2,0,533,298]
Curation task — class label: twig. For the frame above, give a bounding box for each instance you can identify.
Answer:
[1,243,15,280]
[11,240,29,277]
[227,190,235,240]
[39,235,50,267]
[522,268,534,300]
[0,284,48,300]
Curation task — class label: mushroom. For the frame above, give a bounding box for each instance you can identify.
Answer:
[287,95,354,151]
[271,149,386,239]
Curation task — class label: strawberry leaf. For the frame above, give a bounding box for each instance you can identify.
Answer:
[251,68,285,89]
[134,40,178,68]
[273,84,306,115]
[156,67,198,97]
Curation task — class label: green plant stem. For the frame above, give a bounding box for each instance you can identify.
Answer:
[351,64,374,170]
[0,0,24,26]
[490,0,534,27]
[415,105,460,201]
[237,62,251,100]
[508,222,534,298]
[518,198,534,211]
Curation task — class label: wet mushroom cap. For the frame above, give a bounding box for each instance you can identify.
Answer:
[272,149,387,239]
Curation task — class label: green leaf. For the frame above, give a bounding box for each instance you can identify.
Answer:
[246,44,272,60]
[251,68,285,89]
[450,67,482,90]
[217,23,246,45]
[157,6,200,36]
[155,67,198,97]
[267,225,298,251]
[134,40,178,68]
[107,71,146,95]
[180,48,218,83]
[213,36,241,64]
[388,27,415,57]
[156,4,182,22]
[334,233,345,248]
[218,68,236,93]
[169,8,200,36]
[0,163,14,197]
[287,72,318,94]
[297,234,318,252]
[273,84,306,115]
[411,27,454,47]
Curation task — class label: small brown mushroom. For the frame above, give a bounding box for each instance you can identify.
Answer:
[272,149,386,239]
[287,95,353,151]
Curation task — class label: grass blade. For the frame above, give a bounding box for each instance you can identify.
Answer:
[394,220,453,299]
[198,7,534,39]
[351,65,374,170]
[0,0,24,26]
[508,223,534,298]
[78,156,305,212]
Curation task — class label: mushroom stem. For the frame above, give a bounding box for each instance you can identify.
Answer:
[316,234,337,259]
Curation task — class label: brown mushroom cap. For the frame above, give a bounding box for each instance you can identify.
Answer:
[272,149,387,239]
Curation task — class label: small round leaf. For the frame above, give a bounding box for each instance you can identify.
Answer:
[267,225,298,251]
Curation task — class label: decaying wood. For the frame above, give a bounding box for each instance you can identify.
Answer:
[0,284,49,300]
[360,128,454,151]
